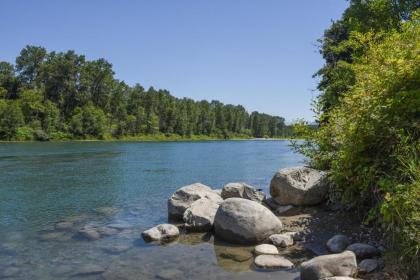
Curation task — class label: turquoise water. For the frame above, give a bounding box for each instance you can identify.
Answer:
[0,141,304,279]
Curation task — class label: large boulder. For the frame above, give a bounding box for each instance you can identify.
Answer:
[183,198,219,232]
[221,182,265,203]
[270,167,328,205]
[168,183,222,221]
[214,198,283,244]
[300,251,357,280]
[141,224,179,242]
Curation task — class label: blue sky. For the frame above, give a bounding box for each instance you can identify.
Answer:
[1,0,348,122]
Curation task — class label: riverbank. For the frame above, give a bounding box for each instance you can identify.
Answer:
[0,134,296,143]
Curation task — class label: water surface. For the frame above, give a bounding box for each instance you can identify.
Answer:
[0,141,304,279]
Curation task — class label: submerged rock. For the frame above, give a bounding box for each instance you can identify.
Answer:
[95,206,119,216]
[221,182,265,203]
[183,198,219,232]
[254,244,279,255]
[77,226,101,241]
[168,183,222,221]
[72,264,105,276]
[254,255,294,269]
[270,167,328,205]
[55,221,74,231]
[141,224,179,242]
[326,235,350,253]
[156,268,184,280]
[346,243,381,259]
[39,231,71,242]
[214,198,283,244]
[300,250,357,280]
[269,233,294,247]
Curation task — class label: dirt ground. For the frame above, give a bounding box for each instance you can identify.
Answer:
[277,206,408,280]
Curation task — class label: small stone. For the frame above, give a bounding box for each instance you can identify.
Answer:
[358,258,379,273]
[269,233,294,247]
[346,243,381,259]
[97,226,119,236]
[95,206,119,216]
[254,244,279,255]
[72,264,105,276]
[39,231,70,242]
[326,235,350,253]
[323,277,357,280]
[254,255,294,269]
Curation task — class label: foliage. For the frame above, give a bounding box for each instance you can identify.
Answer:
[0,46,293,140]
[296,2,419,275]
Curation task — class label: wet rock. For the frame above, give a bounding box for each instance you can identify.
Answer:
[214,198,283,244]
[141,224,179,242]
[55,221,74,231]
[156,268,184,280]
[77,226,101,241]
[270,167,328,205]
[326,235,350,253]
[269,233,294,247]
[221,182,265,203]
[72,264,105,276]
[254,255,294,269]
[254,244,279,255]
[168,183,222,221]
[358,258,379,273]
[217,246,253,262]
[346,243,381,259]
[183,198,219,232]
[300,251,357,280]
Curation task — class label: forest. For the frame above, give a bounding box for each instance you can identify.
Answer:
[293,0,419,275]
[0,47,292,141]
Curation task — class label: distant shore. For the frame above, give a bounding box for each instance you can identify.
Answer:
[0,135,296,143]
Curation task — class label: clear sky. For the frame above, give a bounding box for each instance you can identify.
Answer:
[1,0,348,122]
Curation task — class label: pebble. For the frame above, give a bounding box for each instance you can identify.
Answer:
[254,244,279,255]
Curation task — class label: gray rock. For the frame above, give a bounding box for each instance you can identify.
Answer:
[183,198,219,232]
[358,258,379,273]
[254,255,294,269]
[284,231,304,241]
[97,226,119,236]
[254,244,279,255]
[39,231,71,242]
[141,224,179,242]
[214,198,283,244]
[269,233,294,247]
[346,243,381,259]
[270,167,328,205]
[168,183,222,221]
[300,250,357,280]
[323,277,358,280]
[107,220,132,230]
[221,182,265,203]
[101,244,131,254]
[326,235,350,253]
[72,264,105,276]
[77,226,101,241]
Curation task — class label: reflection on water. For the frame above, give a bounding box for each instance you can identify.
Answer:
[0,141,304,279]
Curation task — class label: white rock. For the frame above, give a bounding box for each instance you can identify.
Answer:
[141,224,179,242]
[254,244,279,255]
[221,182,265,203]
[168,183,222,220]
[269,233,294,247]
[300,251,357,280]
[214,198,283,244]
[183,198,219,232]
[270,167,328,205]
[254,255,294,269]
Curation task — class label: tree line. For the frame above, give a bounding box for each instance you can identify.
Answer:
[293,0,419,275]
[0,46,292,141]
